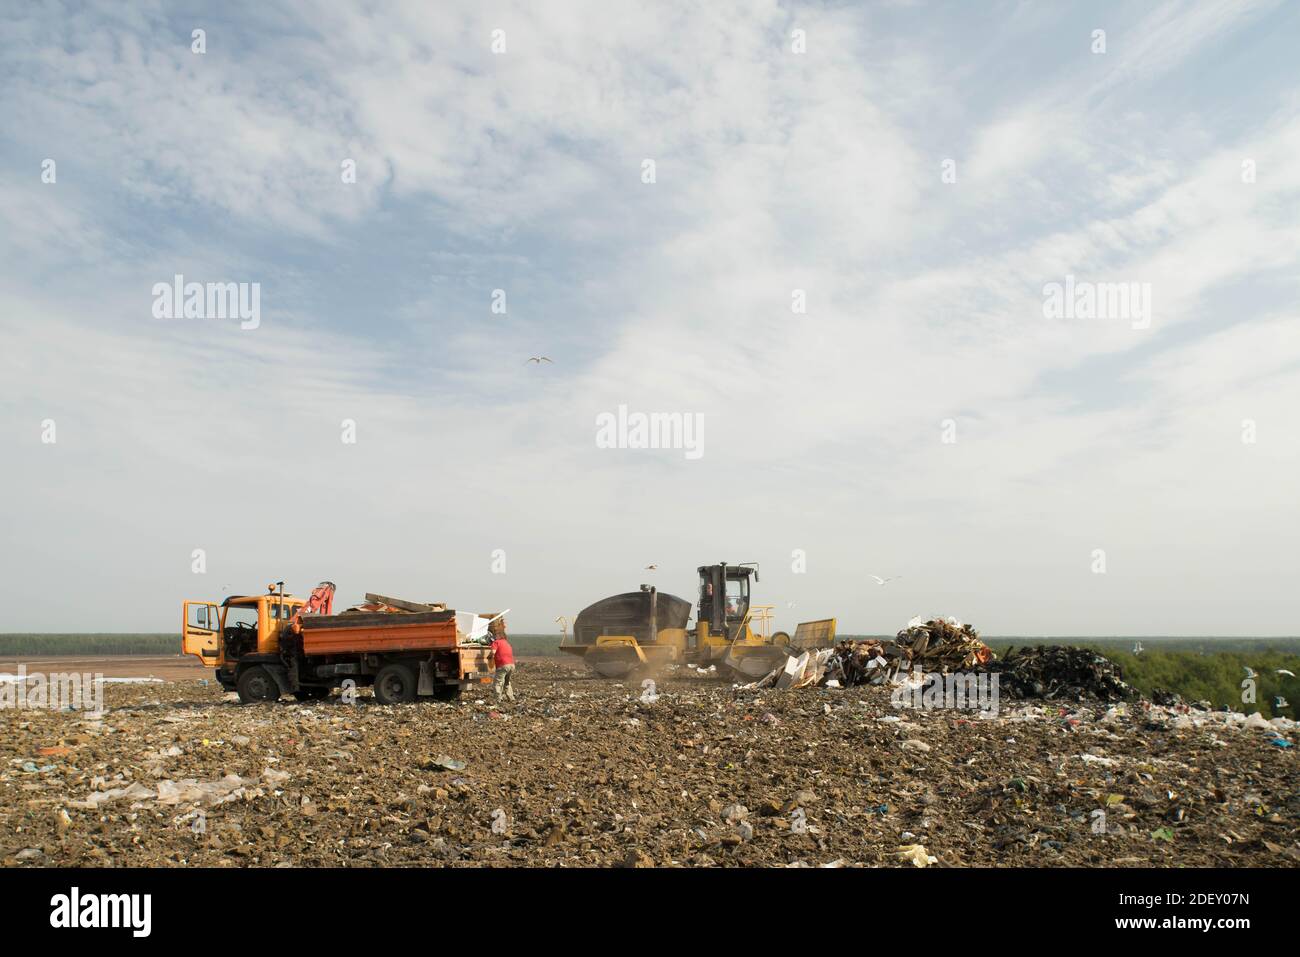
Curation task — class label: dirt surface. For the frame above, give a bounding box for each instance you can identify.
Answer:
[2,658,1295,867]
[0,656,204,682]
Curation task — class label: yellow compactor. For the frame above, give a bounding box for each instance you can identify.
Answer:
[561,562,836,679]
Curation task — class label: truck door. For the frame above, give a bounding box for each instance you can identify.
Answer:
[183,601,221,663]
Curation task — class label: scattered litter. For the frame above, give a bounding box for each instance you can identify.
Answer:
[897,844,937,867]
[427,755,467,772]
[6,654,1293,869]
[721,804,749,824]
[1078,754,1119,766]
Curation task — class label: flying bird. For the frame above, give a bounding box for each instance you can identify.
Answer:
[869,575,900,586]
[1278,669,1296,678]
[1243,666,1258,679]
[644,564,657,570]
[526,356,553,364]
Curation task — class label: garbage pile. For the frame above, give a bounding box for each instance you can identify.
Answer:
[824,640,893,687]
[986,646,1136,702]
[744,618,1138,704]
[820,618,994,688]
[894,617,994,671]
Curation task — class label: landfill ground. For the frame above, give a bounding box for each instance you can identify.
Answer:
[0,656,202,682]
[2,656,1296,868]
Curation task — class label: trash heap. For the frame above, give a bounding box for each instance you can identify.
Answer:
[894,617,994,671]
[986,645,1136,702]
[820,617,994,688]
[823,640,893,687]
[744,617,1137,703]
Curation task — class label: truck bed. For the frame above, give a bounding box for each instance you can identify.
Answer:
[298,609,458,656]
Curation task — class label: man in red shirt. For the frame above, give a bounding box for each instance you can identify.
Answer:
[489,618,516,702]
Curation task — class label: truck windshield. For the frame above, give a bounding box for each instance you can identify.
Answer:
[223,605,259,629]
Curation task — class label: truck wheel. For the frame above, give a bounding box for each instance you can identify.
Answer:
[373,663,417,705]
[237,666,281,704]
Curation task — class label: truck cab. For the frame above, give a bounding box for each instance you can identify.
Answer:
[183,592,304,690]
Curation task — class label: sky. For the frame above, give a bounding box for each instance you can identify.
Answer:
[1,0,1298,635]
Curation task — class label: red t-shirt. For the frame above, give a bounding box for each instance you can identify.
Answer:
[491,637,514,667]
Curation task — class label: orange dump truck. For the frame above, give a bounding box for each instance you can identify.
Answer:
[182,584,495,704]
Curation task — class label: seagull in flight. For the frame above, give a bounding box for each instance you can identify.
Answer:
[869,575,900,586]
[1243,666,1258,679]
[644,564,657,570]
[526,356,553,364]
[1278,669,1296,678]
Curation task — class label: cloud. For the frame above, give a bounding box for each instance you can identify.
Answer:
[1,1,1297,634]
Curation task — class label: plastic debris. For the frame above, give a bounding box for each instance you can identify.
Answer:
[428,755,467,772]
[896,843,937,867]
[639,679,660,704]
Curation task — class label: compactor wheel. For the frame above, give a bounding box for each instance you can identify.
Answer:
[586,653,639,679]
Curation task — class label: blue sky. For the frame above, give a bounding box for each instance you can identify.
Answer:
[2,1,1298,634]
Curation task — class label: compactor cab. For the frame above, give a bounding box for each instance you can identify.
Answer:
[695,562,755,643]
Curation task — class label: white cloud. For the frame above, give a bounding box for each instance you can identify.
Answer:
[1,1,1297,634]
